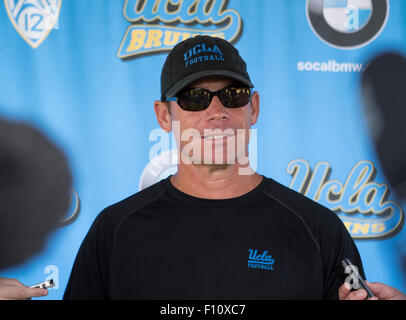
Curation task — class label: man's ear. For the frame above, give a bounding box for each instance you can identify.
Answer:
[250,91,260,126]
[154,100,172,132]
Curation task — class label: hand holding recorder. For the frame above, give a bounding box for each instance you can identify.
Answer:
[0,277,48,300]
[338,259,406,300]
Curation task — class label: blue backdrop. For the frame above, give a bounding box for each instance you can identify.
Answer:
[0,0,405,299]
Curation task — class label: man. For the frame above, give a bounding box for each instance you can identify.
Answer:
[64,35,366,300]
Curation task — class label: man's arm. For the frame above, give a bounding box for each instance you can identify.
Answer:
[63,208,115,300]
[317,211,366,300]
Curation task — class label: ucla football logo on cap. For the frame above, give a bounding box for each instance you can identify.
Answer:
[306,0,389,49]
[4,0,62,49]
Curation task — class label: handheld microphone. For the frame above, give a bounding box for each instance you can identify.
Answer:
[0,118,72,270]
[361,52,406,201]
[341,258,374,299]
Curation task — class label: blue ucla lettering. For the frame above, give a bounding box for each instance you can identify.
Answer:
[305,162,329,201]
[339,161,373,212]
[286,158,309,193]
[286,159,404,238]
[287,159,399,214]
[193,44,202,55]
[119,0,242,59]
[212,45,222,55]
[184,50,192,61]
[184,44,222,61]
[248,249,274,263]
[248,249,257,260]
[124,0,239,25]
[201,44,211,52]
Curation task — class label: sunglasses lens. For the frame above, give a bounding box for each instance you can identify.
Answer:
[178,88,212,111]
[220,87,251,108]
[175,86,251,111]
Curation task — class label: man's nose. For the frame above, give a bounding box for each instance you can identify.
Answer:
[205,95,229,121]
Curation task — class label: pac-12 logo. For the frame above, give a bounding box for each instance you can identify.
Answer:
[4,0,62,49]
[306,0,389,49]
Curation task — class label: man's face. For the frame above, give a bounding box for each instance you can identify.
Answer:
[166,76,259,167]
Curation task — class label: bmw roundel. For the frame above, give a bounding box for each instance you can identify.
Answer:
[306,0,389,49]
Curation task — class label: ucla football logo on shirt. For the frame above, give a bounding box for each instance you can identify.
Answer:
[4,0,62,49]
[248,249,275,271]
[306,0,389,49]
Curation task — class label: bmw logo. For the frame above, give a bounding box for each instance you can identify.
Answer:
[306,0,389,49]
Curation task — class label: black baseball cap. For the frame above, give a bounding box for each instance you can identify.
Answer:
[160,35,254,101]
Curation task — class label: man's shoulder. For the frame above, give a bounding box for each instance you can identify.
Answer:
[261,176,353,256]
[261,176,344,227]
[94,179,167,228]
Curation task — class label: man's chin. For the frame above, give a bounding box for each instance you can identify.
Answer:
[179,155,236,167]
[194,163,230,170]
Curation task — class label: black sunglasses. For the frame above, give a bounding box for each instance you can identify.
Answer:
[165,86,252,111]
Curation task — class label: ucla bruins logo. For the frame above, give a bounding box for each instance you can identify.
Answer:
[118,0,242,59]
[288,159,404,239]
[306,0,389,49]
[4,0,62,49]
